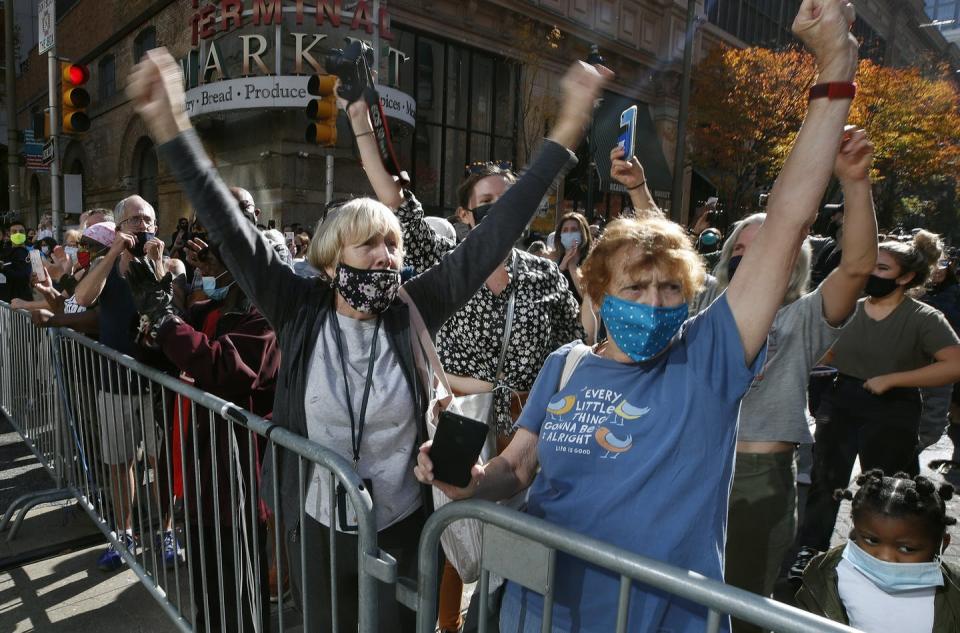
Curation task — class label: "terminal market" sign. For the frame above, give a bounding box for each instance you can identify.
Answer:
[182,1,415,124]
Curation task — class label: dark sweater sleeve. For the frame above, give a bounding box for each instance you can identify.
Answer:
[156,314,278,400]
[402,139,576,335]
[156,130,310,330]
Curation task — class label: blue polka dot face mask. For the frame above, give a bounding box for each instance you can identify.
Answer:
[600,295,688,362]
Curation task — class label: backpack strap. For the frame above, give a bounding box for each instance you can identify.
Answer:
[559,343,591,391]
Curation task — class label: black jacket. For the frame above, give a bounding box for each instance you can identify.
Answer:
[157,129,575,530]
[0,244,33,301]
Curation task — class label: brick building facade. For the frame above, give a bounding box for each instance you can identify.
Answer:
[6,0,959,237]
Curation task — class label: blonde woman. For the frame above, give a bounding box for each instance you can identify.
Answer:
[127,48,609,632]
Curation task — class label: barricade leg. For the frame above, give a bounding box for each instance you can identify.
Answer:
[0,489,75,540]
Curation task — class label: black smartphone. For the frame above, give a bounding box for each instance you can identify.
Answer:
[430,411,490,488]
[130,232,152,258]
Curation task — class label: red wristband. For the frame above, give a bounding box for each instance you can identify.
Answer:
[808,82,857,102]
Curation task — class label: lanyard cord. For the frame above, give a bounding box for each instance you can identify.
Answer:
[330,310,382,467]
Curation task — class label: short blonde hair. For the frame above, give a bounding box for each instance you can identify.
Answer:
[307,198,404,272]
[64,229,82,246]
[582,217,705,305]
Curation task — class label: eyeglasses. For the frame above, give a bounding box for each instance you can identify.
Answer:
[465,160,513,176]
[120,214,155,228]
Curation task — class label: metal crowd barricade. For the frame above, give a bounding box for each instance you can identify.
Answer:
[416,501,861,633]
[0,304,75,538]
[0,301,397,633]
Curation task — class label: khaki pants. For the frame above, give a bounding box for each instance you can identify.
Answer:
[725,450,798,633]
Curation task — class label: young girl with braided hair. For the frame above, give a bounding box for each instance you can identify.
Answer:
[796,469,960,632]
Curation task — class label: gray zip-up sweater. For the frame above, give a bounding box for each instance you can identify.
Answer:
[157,129,575,531]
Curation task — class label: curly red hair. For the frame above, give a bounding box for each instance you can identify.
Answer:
[582,217,706,306]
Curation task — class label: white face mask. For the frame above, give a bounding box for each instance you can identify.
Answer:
[560,232,581,250]
[842,539,946,593]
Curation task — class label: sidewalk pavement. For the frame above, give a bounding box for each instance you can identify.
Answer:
[0,414,179,633]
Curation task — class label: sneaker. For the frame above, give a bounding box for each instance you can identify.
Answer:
[97,532,136,572]
[787,546,820,581]
[268,561,290,603]
[161,530,185,568]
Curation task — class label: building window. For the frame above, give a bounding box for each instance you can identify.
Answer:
[706,0,801,48]
[134,137,159,216]
[925,0,960,28]
[98,55,116,100]
[56,0,80,16]
[134,27,157,63]
[391,26,519,213]
[851,19,887,64]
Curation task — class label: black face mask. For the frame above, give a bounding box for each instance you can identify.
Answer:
[469,203,494,227]
[130,231,156,258]
[864,274,900,298]
[727,255,743,281]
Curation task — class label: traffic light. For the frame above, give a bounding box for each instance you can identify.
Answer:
[305,74,338,146]
[61,62,90,134]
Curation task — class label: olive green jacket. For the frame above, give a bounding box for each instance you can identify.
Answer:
[795,545,960,633]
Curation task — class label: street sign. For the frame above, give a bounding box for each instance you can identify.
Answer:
[42,140,55,165]
[39,0,56,54]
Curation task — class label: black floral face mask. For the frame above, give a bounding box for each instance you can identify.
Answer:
[335,263,401,313]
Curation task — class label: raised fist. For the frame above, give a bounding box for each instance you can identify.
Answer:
[792,0,859,80]
[126,48,192,144]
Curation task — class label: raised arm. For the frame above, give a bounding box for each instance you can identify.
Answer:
[403,61,612,334]
[74,234,134,307]
[726,0,859,362]
[609,146,663,219]
[347,101,404,210]
[127,49,308,329]
[819,127,877,326]
[347,101,454,272]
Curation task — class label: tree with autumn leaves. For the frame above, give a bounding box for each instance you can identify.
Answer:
[691,45,960,232]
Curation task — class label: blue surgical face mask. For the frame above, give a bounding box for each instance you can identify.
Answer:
[600,295,688,362]
[202,271,234,301]
[560,232,581,250]
[842,539,945,593]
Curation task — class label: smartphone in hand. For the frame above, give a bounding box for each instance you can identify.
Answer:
[617,105,638,160]
[29,249,45,278]
[430,411,490,488]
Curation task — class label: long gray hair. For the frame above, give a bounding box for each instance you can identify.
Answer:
[713,213,812,305]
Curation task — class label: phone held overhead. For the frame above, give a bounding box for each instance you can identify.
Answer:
[617,105,638,159]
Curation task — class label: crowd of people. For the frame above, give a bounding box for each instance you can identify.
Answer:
[2,1,960,632]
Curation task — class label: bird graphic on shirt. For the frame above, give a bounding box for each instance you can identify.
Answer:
[595,426,633,459]
[546,395,576,419]
[611,400,650,426]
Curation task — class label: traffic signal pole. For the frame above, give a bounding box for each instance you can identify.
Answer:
[4,6,19,221]
[47,46,62,240]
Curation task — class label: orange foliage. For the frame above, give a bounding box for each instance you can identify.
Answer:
[691,46,960,220]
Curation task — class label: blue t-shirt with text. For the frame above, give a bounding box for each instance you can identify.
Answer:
[502,294,764,633]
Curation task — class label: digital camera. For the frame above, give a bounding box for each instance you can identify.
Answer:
[325,40,375,103]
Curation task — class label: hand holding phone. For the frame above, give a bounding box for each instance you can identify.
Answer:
[617,105,638,160]
[29,250,45,278]
[429,411,490,488]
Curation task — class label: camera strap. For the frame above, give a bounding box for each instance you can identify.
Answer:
[363,86,410,185]
[330,310,382,468]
